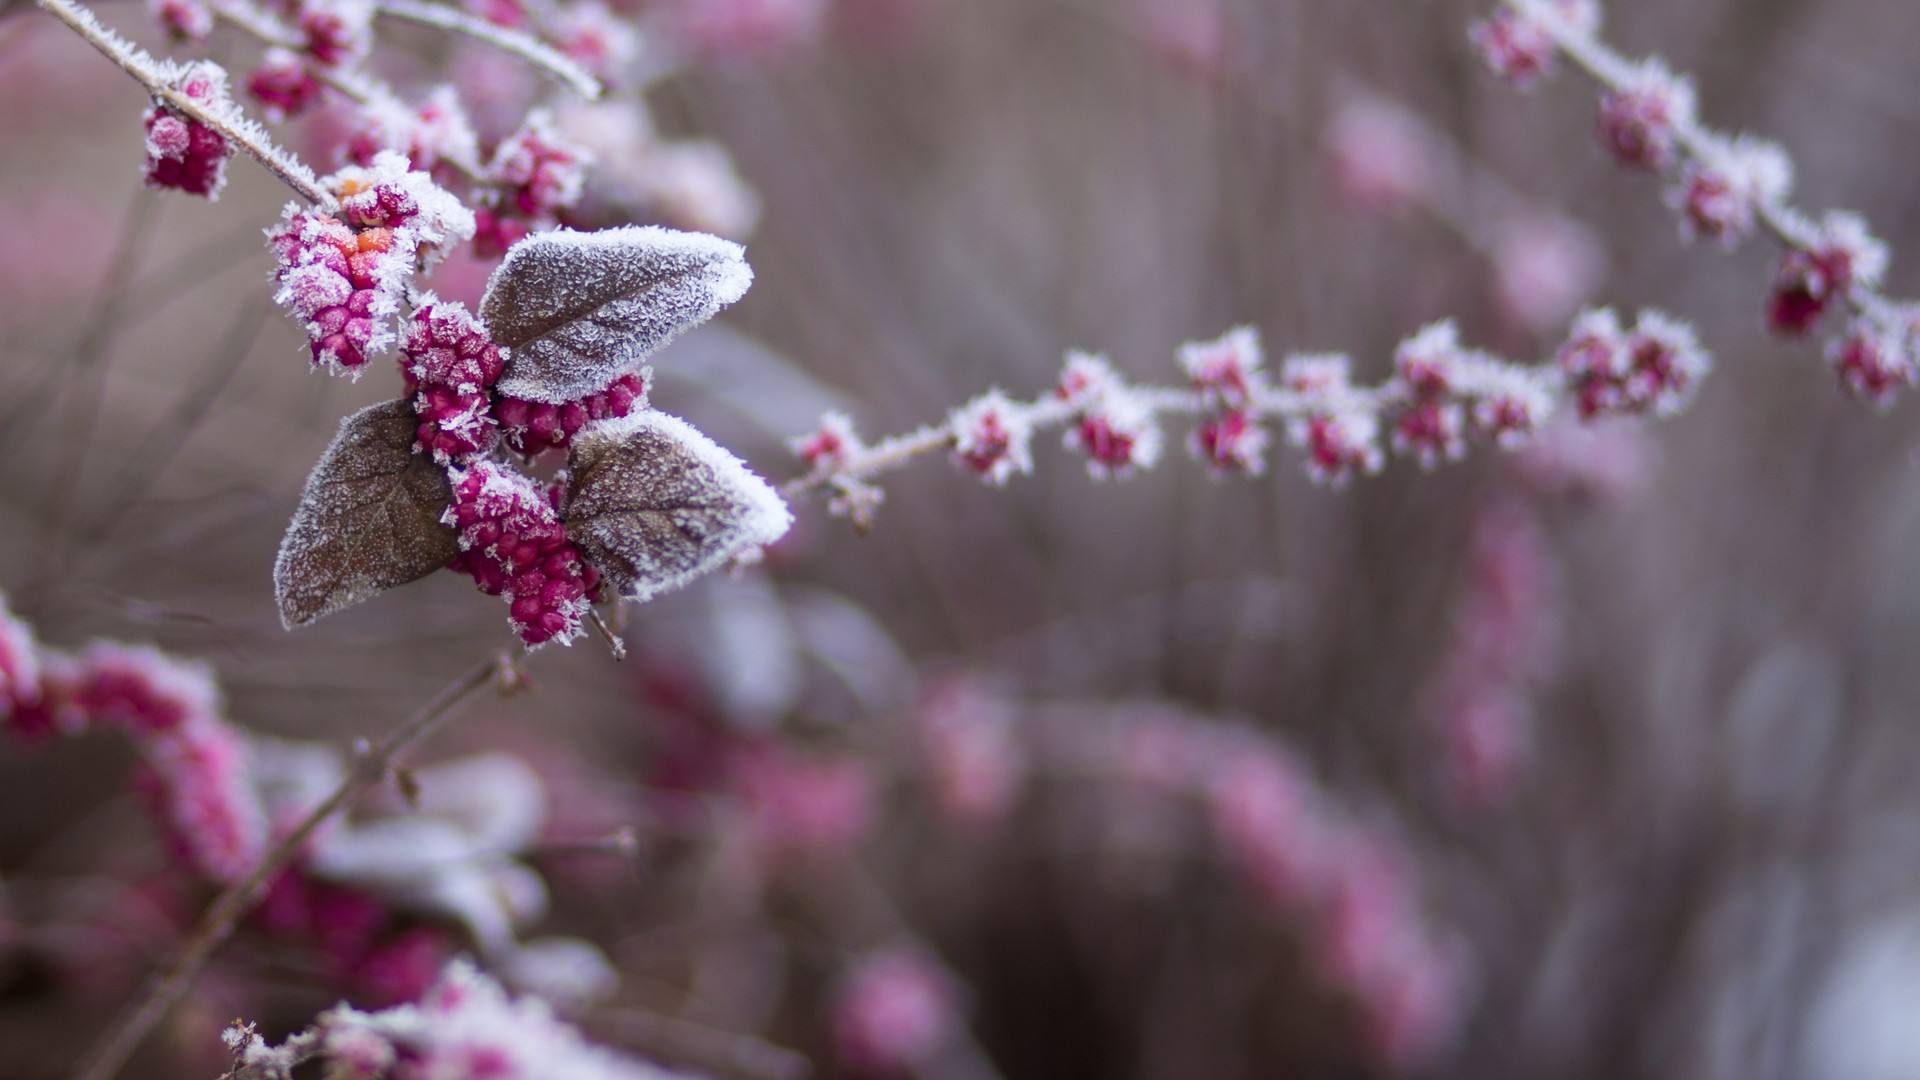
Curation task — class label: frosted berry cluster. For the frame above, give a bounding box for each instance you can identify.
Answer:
[344,87,483,173]
[948,390,1036,485]
[1181,327,1271,474]
[400,301,506,462]
[247,49,323,122]
[143,62,234,198]
[294,0,374,68]
[444,463,602,647]
[226,960,660,1079]
[1556,309,1709,419]
[268,152,476,375]
[1473,0,1920,407]
[475,111,591,256]
[492,370,649,456]
[150,0,212,40]
[1054,352,1164,479]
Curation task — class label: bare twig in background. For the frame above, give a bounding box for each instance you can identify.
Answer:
[71,654,510,1080]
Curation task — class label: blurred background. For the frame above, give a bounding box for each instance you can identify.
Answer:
[7,0,1920,1076]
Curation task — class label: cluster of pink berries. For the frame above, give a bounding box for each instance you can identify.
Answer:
[1556,308,1709,419]
[228,960,664,1078]
[143,62,235,198]
[247,48,324,121]
[150,0,213,40]
[0,599,267,885]
[256,867,455,1006]
[444,463,603,647]
[475,111,592,256]
[268,153,475,374]
[401,298,650,462]
[1426,499,1560,806]
[1180,327,1271,473]
[1473,0,1918,406]
[343,87,480,173]
[295,0,375,68]
[400,300,507,462]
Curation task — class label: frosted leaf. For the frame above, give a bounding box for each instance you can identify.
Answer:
[563,411,792,603]
[275,400,460,628]
[483,226,753,403]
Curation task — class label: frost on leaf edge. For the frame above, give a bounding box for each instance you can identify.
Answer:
[481,224,754,405]
[564,409,793,605]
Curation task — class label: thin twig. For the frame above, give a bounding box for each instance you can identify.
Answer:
[70,655,508,1080]
[375,0,602,100]
[37,0,334,207]
[778,381,1405,498]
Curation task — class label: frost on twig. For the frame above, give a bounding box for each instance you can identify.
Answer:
[375,0,604,100]
[274,399,460,628]
[1474,0,1920,405]
[563,411,793,604]
[38,0,333,205]
[783,310,1709,528]
[483,226,754,403]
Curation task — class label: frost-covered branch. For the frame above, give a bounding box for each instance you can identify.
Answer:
[782,311,1709,528]
[37,0,333,206]
[375,0,603,100]
[71,654,511,1080]
[1474,0,1919,403]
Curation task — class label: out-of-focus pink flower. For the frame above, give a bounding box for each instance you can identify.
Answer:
[664,0,830,60]
[1488,212,1606,335]
[732,743,874,858]
[1328,97,1440,212]
[1133,0,1224,79]
[831,949,960,1076]
[917,678,1024,824]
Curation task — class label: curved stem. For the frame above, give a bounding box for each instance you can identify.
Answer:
[376,0,602,100]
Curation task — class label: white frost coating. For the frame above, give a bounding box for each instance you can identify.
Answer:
[484,225,754,403]
[564,410,792,605]
[243,961,676,1080]
[39,0,332,205]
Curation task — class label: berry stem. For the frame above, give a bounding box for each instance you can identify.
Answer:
[37,0,335,207]
[69,654,508,1080]
[782,379,1411,497]
[374,0,603,101]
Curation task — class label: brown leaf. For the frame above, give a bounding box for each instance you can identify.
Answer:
[563,411,791,604]
[482,226,753,404]
[274,400,459,628]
